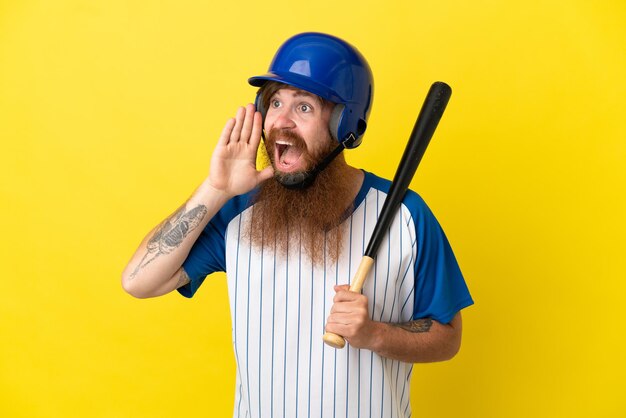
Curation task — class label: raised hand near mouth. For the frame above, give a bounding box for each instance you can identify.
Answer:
[208,103,275,198]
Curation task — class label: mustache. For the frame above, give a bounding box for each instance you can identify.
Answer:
[266,128,308,151]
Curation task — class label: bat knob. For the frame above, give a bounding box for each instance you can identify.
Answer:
[322,332,346,349]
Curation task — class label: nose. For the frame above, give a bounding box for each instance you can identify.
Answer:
[271,108,296,130]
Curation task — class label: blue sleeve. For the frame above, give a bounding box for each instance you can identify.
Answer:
[407,192,473,323]
[177,192,254,298]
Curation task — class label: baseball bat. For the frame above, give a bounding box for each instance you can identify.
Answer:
[322,81,453,349]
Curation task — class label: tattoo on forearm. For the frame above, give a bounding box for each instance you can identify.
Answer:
[129,204,208,280]
[176,269,191,288]
[394,318,433,333]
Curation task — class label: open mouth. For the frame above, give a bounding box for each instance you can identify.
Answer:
[274,140,304,171]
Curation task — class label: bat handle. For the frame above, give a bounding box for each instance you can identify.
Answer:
[322,257,375,349]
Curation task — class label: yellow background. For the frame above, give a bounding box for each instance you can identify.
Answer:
[1,0,624,416]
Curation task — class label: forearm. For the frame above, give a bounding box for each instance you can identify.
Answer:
[326,287,464,363]
[121,179,230,298]
[366,313,462,363]
[122,104,272,298]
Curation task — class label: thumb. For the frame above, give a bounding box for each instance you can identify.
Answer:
[334,284,350,292]
[257,166,274,183]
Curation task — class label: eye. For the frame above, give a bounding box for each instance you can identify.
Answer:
[271,99,281,108]
[299,103,312,113]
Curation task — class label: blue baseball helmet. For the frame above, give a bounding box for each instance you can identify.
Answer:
[249,32,374,149]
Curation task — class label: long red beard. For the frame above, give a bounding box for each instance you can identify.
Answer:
[247,130,354,265]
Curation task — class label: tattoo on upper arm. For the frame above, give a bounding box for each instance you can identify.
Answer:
[394,318,433,333]
[176,268,191,288]
[129,204,208,280]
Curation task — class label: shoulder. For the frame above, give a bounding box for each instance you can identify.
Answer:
[361,170,391,193]
[360,170,429,214]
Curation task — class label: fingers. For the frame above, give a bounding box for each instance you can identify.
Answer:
[249,110,263,148]
[229,106,246,143]
[330,291,368,313]
[239,104,256,142]
[325,286,372,348]
[325,305,371,346]
[327,311,366,324]
[333,286,362,304]
[230,104,260,143]
[329,300,368,316]
[219,104,262,148]
[218,118,236,146]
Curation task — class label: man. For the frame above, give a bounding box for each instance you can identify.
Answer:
[122,32,473,417]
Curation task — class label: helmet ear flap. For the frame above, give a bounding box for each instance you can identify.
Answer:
[328,104,344,142]
[254,91,267,120]
[329,104,365,148]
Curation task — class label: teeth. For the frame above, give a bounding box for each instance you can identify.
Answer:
[276,140,293,146]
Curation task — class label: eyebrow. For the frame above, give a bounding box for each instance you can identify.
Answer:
[275,89,322,104]
[292,91,316,99]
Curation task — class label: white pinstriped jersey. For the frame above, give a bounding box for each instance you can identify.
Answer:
[180,171,473,418]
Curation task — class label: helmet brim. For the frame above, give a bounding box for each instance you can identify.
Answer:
[248,72,345,104]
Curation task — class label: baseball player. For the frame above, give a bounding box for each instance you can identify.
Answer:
[122,32,473,418]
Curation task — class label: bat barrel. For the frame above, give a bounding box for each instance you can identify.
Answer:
[364,82,451,258]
